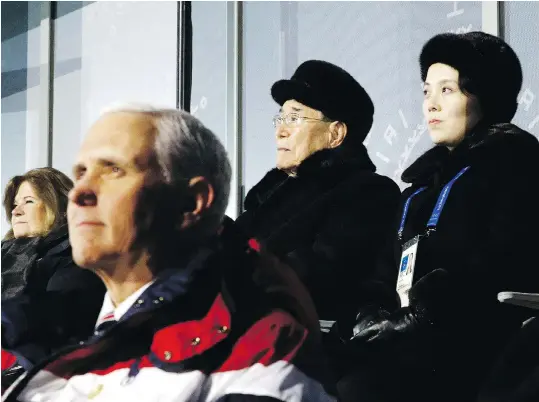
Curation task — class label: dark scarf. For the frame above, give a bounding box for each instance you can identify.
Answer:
[1,225,70,300]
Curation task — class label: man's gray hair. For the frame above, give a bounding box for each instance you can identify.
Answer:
[105,104,231,252]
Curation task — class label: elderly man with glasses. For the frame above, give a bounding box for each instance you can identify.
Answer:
[236,60,401,350]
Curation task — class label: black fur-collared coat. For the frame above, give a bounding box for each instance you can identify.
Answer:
[236,146,401,322]
[339,123,539,402]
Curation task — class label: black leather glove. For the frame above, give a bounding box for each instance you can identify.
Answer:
[329,280,400,344]
[351,305,392,339]
[351,269,455,345]
[351,306,419,344]
[329,304,390,344]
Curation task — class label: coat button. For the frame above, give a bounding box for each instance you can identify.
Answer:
[217,325,229,334]
[164,351,172,361]
[191,337,201,346]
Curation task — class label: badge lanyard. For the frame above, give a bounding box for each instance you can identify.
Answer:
[398,166,471,239]
[396,166,471,307]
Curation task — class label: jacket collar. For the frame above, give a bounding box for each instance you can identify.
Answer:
[1,225,70,259]
[118,241,223,325]
[295,145,376,177]
[38,225,70,255]
[401,123,536,186]
[117,221,261,327]
[244,145,375,210]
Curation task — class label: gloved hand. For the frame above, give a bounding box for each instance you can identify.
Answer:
[327,279,401,343]
[329,304,390,344]
[351,307,419,344]
[351,269,453,345]
[351,305,392,339]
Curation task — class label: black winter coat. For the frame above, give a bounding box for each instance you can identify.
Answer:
[1,225,104,300]
[1,225,105,388]
[236,146,401,322]
[341,123,539,402]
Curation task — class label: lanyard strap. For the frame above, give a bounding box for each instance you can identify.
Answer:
[398,187,427,237]
[398,166,471,238]
[426,166,470,227]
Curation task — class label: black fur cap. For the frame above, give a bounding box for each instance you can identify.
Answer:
[420,31,523,123]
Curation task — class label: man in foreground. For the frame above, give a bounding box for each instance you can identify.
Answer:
[2,106,334,401]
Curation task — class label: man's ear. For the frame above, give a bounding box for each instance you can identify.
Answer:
[328,121,348,148]
[180,176,215,229]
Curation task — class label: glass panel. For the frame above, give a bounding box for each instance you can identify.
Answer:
[505,2,539,139]
[52,1,178,176]
[1,1,43,236]
[190,1,227,146]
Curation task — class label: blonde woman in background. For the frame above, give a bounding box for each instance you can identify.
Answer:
[1,167,105,388]
[2,166,104,298]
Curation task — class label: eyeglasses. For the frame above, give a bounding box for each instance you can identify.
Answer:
[272,113,330,128]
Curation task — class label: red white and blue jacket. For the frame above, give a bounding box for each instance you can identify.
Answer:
[2,228,335,402]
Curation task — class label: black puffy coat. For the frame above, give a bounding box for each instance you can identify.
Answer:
[236,147,401,322]
[339,123,539,402]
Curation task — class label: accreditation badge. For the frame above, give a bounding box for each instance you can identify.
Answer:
[397,236,420,307]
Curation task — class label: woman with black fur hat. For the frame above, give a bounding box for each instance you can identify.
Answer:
[334,32,539,402]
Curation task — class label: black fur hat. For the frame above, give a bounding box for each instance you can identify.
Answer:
[271,60,374,144]
[420,31,523,123]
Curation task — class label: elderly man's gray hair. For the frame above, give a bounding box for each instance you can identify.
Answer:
[105,105,231,256]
